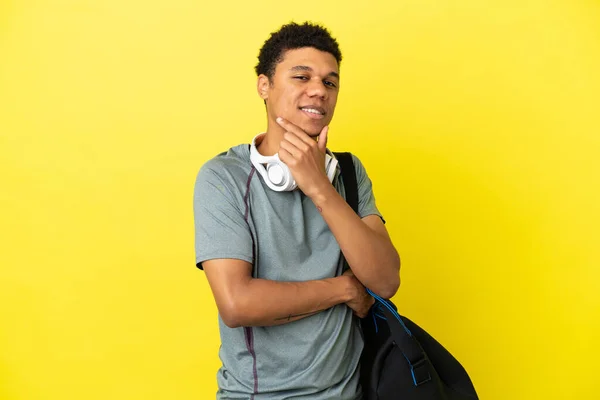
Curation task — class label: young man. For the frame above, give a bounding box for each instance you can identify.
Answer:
[194,22,400,400]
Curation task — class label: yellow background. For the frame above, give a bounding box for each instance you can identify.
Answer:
[1,0,599,399]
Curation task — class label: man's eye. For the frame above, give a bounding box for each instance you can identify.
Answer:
[294,76,309,81]
[324,81,337,88]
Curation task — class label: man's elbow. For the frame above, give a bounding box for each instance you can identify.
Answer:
[376,274,400,299]
[218,297,248,329]
[377,255,401,299]
[221,312,243,329]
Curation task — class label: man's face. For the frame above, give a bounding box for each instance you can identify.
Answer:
[260,47,340,137]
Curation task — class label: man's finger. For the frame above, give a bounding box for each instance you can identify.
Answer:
[277,146,293,164]
[278,139,301,159]
[282,132,310,153]
[276,117,312,144]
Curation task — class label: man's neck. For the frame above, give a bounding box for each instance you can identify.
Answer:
[256,121,285,156]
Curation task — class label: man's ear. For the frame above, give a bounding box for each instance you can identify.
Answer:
[257,74,270,100]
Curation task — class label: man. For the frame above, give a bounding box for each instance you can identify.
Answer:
[194,22,400,400]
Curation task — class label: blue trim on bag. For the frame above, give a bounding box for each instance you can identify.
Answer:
[367,289,433,387]
[371,303,388,333]
[366,288,413,337]
[372,309,380,333]
[402,353,419,386]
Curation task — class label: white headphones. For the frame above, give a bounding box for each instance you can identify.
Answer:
[250,133,338,192]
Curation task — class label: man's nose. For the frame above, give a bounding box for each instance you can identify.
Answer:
[306,79,327,99]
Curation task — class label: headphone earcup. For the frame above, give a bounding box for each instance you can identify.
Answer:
[266,161,294,188]
[250,134,296,191]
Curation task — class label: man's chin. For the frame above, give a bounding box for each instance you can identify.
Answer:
[283,115,328,137]
[299,122,326,138]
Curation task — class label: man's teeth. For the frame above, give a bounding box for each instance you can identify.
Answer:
[302,108,322,115]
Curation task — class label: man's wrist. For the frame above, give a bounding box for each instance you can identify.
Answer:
[309,183,338,209]
[338,275,356,303]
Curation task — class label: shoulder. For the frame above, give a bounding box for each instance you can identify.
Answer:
[193,144,256,212]
[337,152,369,180]
[347,153,376,191]
[195,144,252,188]
[349,153,366,170]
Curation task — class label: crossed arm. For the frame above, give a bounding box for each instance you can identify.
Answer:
[203,205,399,329]
[202,259,370,328]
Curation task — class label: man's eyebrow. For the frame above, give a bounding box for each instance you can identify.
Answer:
[290,65,340,79]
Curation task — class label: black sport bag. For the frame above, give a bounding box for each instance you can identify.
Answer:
[334,152,479,400]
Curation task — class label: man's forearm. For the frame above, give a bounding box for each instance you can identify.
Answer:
[226,275,354,328]
[312,185,401,299]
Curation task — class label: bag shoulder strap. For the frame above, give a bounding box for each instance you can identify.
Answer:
[334,152,358,214]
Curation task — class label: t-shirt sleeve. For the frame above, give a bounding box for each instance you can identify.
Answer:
[193,165,254,269]
[352,154,385,223]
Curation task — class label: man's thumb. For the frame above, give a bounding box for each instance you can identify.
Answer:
[318,126,329,152]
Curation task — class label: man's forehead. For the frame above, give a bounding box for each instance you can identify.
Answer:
[276,48,339,74]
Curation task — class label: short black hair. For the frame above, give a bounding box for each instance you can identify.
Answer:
[255,22,342,80]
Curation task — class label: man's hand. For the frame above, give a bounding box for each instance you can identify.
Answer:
[276,117,331,198]
[343,269,375,318]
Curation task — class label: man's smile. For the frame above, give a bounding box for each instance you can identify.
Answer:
[299,106,326,119]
